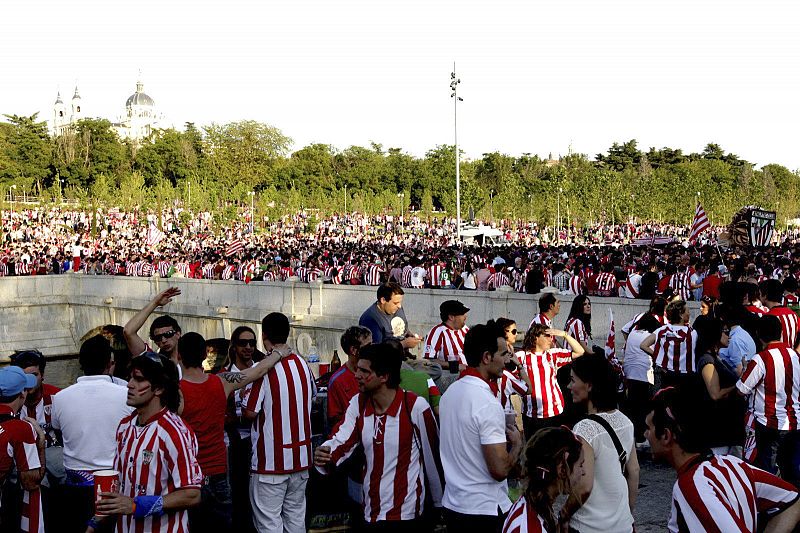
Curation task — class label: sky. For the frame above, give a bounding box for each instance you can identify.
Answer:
[2,0,799,169]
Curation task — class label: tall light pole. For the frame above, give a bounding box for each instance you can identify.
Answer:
[489,189,495,222]
[10,185,16,216]
[397,192,405,219]
[527,194,533,220]
[557,187,562,244]
[344,184,348,214]
[248,191,255,233]
[450,64,463,239]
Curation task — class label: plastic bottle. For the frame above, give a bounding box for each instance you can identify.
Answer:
[307,345,320,377]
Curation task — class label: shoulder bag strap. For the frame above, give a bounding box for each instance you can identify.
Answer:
[587,414,627,473]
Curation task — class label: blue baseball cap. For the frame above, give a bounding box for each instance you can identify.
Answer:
[0,366,37,396]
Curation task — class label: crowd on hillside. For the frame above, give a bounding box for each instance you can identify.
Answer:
[4,207,800,304]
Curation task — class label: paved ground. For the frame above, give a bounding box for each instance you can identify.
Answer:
[632,449,676,532]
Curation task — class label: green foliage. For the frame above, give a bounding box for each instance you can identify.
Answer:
[1,110,799,225]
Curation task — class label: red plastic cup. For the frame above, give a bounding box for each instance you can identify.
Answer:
[319,363,330,375]
[94,470,120,515]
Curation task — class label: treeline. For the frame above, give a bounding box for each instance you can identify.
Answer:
[1,113,799,227]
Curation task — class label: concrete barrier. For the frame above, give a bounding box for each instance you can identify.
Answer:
[0,275,700,385]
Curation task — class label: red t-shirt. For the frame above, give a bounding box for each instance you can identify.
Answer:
[326,365,359,431]
[703,273,723,300]
[180,375,228,475]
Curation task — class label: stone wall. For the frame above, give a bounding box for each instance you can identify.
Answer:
[0,275,699,387]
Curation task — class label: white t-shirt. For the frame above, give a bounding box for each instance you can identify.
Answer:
[440,375,511,515]
[51,375,132,471]
[623,329,654,384]
[462,272,477,290]
[571,410,635,533]
[410,266,427,288]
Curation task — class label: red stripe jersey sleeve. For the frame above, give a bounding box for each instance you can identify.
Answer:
[9,420,41,472]
[737,355,765,395]
[319,394,364,471]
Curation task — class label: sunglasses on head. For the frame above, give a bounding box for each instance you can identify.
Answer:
[10,349,44,363]
[140,351,164,367]
[235,338,257,347]
[150,330,177,343]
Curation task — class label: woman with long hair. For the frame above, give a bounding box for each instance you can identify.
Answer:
[503,427,585,532]
[562,354,639,533]
[693,316,746,457]
[519,324,585,439]
[564,296,593,353]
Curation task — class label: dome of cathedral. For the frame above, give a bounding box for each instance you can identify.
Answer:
[126,81,155,107]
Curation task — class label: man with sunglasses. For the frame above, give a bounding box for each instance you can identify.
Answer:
[646,386,800,532]
[123,287,182,364]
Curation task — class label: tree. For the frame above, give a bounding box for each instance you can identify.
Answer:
[203,120,292,191]
[1,113,52,188]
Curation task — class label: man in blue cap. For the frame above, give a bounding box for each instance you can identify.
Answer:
[0,365,47,531]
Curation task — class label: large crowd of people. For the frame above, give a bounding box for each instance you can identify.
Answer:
[4,207,800,306]
[4,205,800,532]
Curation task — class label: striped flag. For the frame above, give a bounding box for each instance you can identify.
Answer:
[225,239,244,257]
[605,309,616,359]
[605,309,625,388]
[145,224,165,247]
[688,202,711,243]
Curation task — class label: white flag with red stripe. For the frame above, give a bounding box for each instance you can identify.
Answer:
[225,239,244,257]
[605,309,616,359]
[689,202,711,243]
[145,223,165,248]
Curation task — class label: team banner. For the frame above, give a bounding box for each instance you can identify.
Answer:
[748,209,776,247]
[727,206,776,247]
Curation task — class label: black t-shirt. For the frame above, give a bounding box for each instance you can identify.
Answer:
[695,352,746,448]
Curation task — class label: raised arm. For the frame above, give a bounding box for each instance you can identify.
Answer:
[548,329,585,357]
[217,350,285,397]
[123,287,181,356]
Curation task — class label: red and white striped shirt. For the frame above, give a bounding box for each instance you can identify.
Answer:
[528,313,552,330]
[428,264,449,288]
[487,271,511,290]
[669,454,798,533]
[0,406,43,533]
[567,275,585,296]
[652,324,697,374]
[423,324,469,364]
[114,408,203,533]
[783,293,799,307]
[401,266,413,288]
[497,369,527,412]
[242,353,316,474]
[767,306,799,348]
[565,317,590,348]
[364,265,385,286]
[520,349,573,418]
[591,272,619,296]
[318,390,444,523]
[222,265,236,280]
[737,344,800,431]
[502,496,547,533]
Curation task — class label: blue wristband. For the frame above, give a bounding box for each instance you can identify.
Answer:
[87,517,101,530]
[133,495,164,518]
